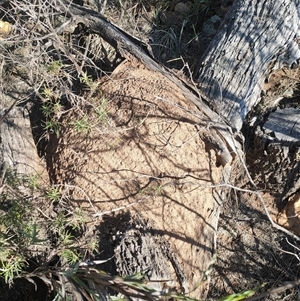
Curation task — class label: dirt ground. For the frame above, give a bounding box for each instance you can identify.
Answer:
[48,58,225,297]
[46,60,300,301]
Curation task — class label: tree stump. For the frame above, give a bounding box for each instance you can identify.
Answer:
[52,0,300,297]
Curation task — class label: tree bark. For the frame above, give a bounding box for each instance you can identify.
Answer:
[198,0,300,130]
[0,106,46,176]
[254,107,300,202]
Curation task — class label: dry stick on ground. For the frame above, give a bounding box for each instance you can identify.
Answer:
[278,241,300,263]
[0,97,23,124]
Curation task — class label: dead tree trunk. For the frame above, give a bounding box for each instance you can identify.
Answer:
[196,0,300,237]
[197,0,300,130]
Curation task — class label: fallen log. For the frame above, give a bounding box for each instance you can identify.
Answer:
[197,0,300,131]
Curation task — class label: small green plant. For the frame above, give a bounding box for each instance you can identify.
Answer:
[141,183,164,196]
[79,72,93,85]
[60,248,80,265]
[26,174,40,190]
[71,117,92,133]
[42,101,53,118]
[47,60,63,74]
[0,174,42,283]
[42,87,55,100]
[59,230,75,246]
[46,186,61,202]
[44,119,60,136]
[154,184,164,195]
[95,97,108,123]
[86,237,98,254]
[80,72,98,91]
[0,255,25,284]
[41,100,62,117]
[3,167,19,189]
[42,101,62,137]
[72,207,88,230]
[54,212,67,230]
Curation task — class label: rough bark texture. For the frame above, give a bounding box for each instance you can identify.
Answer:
[262,108,300,145]
[198,0,300,130]
[97,212,193,295]
[114,215,188,294]
[255,108,300,202]
[0,105,46,177]
[250,105,299,238]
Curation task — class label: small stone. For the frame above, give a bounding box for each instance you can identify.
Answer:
[0,20,12,37]
[202,15,222,37]
[174,2,190,14]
